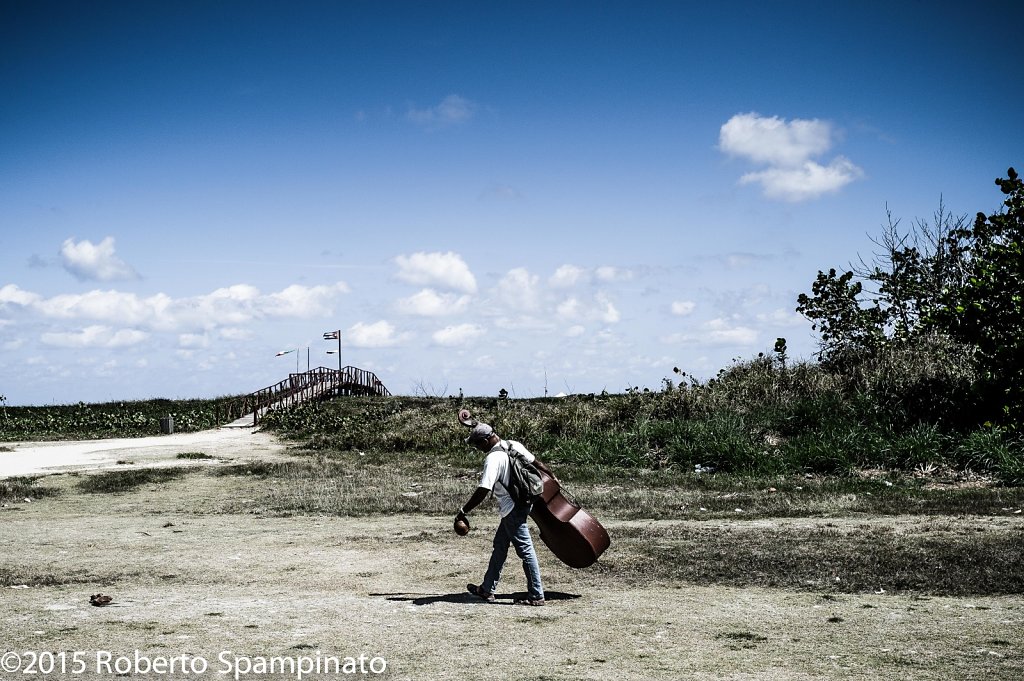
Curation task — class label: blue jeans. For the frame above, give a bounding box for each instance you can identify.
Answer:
[481,503,544,600]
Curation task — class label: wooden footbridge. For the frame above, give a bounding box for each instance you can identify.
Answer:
[218,365,390,427]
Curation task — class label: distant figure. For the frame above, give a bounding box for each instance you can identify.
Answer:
[457,421,546,606]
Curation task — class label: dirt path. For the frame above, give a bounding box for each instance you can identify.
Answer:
[1,435,1022,680]
[0,428,287,478]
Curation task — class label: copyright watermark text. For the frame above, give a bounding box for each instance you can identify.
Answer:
[1,650,387,678]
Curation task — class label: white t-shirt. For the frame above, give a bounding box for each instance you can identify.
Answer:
[478,439,536,518]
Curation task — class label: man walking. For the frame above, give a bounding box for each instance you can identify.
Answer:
[457,421,546,606]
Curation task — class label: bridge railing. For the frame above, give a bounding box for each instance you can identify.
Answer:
[217,365,390,426]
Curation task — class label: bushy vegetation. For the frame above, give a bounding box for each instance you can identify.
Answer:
[0,397,232,441]
[259,347,1023,484]
[797,167,1024,426]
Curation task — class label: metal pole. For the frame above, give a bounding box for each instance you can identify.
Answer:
[338,331,342,373]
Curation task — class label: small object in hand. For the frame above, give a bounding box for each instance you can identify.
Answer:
[90,593,112,607]
[454,517,470,536]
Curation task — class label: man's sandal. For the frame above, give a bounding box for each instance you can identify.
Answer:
[514,597,545,607]
[466,584,495,603]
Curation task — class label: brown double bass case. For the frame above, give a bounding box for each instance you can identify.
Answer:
[530,465,611,568]
[458,409,610,569]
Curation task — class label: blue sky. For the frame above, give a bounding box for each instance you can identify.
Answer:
[2,1,1022,405]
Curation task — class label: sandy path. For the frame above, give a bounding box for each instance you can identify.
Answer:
[0,428,285,478]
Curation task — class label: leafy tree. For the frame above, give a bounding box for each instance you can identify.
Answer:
[936,168,1024,424]
[860,201,971,341]
[798,166,1022,426]
[796,268,885,362]
[796,200,969,363]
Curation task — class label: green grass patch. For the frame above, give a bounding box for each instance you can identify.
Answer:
[76,467,190,494]
[176,452,214,460]
[0,476,60,503]
[212,461,289,477]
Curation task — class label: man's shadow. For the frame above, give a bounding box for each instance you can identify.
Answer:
[373,591,581,606]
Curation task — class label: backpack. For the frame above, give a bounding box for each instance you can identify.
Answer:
[504,442,544,505]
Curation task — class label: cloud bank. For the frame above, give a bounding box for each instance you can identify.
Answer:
[0,282,350,334]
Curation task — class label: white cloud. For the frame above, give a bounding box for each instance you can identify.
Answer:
[178,333,209,348]
[719,112,862,202]
[397,288,471,316]
[671,300,696,316]
[595,266,632,282]
[407,94,477,128]
[35,290,173,326]
[5,282,349,332]
[550,264,633,287]
[0,284,42,307]
[60,237,138,281]
[556,297,582,319]
[473,354,496,369]
[347,320,404,348]
[496,268,541,311]
[756,308,808,327]
[493,314,556,333]
[395,252,477,293]
[565,325,586,337]
[550,265,588,288]
[719,112,832,167]
[218,327,253,341]
[662,318,758,347]
[740,157,864,202]
[703,318,758,346]
[41,325,148,348]
[595,293,620,323]
[432,323,484,347]
[264,282,350,317]
[170,285,258,330]
[556,293,620,324]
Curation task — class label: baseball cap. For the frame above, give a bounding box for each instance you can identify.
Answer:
[465,422,495,444]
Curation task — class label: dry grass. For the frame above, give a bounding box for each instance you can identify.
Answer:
[3,469,1023,680]
[608,519,1024,596]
